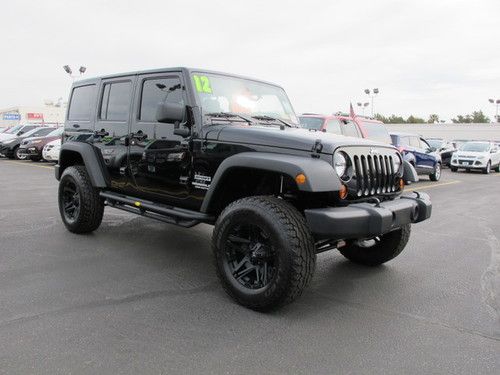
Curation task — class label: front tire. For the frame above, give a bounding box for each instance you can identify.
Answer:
[14,146,27,160]
[495,163,500,173]
[58,165,104,234]
[483,161,491,174]
[429,163,441,181]
[339,224,411,266]
[212,196,316,311]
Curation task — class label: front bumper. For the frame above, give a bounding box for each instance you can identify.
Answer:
[304,192,432,240]
[451,159,487,168]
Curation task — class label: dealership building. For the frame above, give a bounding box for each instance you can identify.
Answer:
[0,105,66,129]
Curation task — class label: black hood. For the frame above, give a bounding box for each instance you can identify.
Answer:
[205,124,393,154]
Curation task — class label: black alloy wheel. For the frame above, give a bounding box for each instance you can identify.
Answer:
[222,222,277,291]
[61,179,81,224]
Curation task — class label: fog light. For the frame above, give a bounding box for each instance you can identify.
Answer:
[339,184,348,199]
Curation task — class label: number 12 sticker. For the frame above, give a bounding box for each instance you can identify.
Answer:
[193,75,212,94]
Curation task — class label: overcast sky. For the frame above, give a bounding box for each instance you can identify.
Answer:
[1,0,499,121]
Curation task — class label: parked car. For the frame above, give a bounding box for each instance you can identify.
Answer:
[390,132,442,181]
[55,67,431,310]
[299,113,362,138]
[353,117,393,144]
[450,141,500,174]
[0,127,55,159]
[0,124,39,142]
[425,138,456,166]
[18,127,64,161]
[42,139,61,162]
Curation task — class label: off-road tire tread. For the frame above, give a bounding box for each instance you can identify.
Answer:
[339,224,411,266]
[59,165,104,234]
[212,196,316,311]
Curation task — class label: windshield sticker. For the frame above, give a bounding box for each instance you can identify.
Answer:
[193,75,212,94]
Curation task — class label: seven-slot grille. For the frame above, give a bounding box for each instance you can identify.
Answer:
[339,147,401,197]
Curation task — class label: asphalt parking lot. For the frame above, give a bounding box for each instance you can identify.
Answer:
[1,159,499,374]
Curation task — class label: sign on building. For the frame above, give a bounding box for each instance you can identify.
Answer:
[2,113,20,121]
[27,113,44,120]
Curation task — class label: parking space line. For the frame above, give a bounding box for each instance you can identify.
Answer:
[405,180,460,191]
[2,161,54,170]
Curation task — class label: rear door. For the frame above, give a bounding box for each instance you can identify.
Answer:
[128,72,193,207]
[94,76,135,190]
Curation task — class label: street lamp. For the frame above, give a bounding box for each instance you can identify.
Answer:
[356,102,370,116]
[364,88,379,117]
[63,65,87,81]
[488,98,500,123]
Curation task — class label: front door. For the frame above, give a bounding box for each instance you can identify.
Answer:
[128,73,194,207]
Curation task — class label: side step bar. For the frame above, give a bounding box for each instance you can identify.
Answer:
[99,191,215,228]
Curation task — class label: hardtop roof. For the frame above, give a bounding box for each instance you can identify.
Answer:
[72,67,283,89]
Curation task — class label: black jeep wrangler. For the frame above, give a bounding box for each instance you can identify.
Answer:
[56,68,431,310]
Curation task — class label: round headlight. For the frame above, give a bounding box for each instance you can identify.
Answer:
[334,152,347,177]
[393,154,402,171]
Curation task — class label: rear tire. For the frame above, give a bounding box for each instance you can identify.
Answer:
[495,164,500,173]
[339,224,411,266]
[58,165,104,234]
[482,161,491,174]
[212,196,316,311]
[429,163,441,181]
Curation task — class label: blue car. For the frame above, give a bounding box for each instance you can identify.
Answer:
[390,132,442,181]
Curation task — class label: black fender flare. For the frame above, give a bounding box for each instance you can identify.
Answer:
[200,152,341,213]
[55,142,109,187]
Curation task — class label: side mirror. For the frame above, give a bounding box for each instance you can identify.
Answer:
[156,102,186,124]
[490,149,497,154]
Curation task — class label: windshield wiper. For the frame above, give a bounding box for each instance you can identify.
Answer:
[251,115,294,128]
[205,112,254,125]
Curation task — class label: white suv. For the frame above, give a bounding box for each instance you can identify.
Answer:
[451,141,500,174]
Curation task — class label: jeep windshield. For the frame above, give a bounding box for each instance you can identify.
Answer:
[191,73,299,125]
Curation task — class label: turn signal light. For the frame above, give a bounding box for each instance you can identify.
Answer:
[295,173,307,185]
[339,184,348,199]
[399,178,405,190]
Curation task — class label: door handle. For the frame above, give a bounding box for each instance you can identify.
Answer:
[73,124,80,128]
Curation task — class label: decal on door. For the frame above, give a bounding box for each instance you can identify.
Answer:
[192,173,212,190]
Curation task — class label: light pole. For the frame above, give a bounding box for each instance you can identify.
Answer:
[488,98,500,123]
[63,65,87,81]
[356,102,369,116]
[364,88,379,117]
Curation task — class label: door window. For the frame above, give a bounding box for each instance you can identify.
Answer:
[68,85,95,121]
[325,119,342,135]
[100,81,132,121]
[342,120,360,137]
[139,77,183,122]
